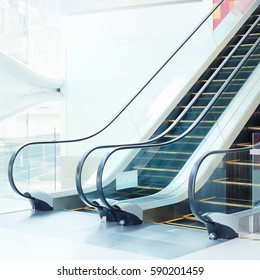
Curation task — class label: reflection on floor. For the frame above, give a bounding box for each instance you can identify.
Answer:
[0,197,259,260]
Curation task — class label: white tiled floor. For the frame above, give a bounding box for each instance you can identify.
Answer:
[0,197,259,260]
[177,234,260,259]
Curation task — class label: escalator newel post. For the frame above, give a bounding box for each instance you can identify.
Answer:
[97,206,142,225]
[205,219,238,240]
[24,192,53,211]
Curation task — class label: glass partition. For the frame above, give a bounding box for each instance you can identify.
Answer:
[189,134,260,238]
[193,148,255,216]
[0,102,61,198]
[252,133,260,206]
[12,141,61,194]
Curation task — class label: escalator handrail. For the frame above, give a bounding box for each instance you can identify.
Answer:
[94,37,260,211]
[8,0,224,205]
[76,15,260,208]
[188,142,260,225]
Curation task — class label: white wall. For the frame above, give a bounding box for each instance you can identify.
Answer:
[63,0,212,151]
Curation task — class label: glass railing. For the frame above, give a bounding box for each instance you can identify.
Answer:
[11,136,61,192]
[8,0,259,212]
[0,102,61,200]
[188,134,260,239]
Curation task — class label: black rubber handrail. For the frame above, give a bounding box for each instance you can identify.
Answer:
[188,142,260,226]
[76,15,260,208]
[94,36,260,211]
[8,0,224,207]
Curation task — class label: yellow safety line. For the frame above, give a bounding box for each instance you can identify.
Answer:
[182,215,199,221]
[199,78,246,82]
[236,142,251,147]
[226,159,260,167]
[133,166,179,173]
[146,150,192,155]
[192,92,236,95]
[227,44,254,48]
[71,206,95,211]
[168,120,215,123]
[180,105,225,109]
[165,222,206,230]
[137,185,163,191]
[200,196,253,203]
[213,178,260,187]
[165,134,204,139]
[248,126,260,130]
[200,196,254,208]
[200,200,253,208]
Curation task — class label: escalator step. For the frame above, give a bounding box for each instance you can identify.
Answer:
[193,97,233,106]
[133,165,180,173]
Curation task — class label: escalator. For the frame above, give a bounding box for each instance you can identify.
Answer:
[126,10,259,197]
[8,1,259,226]
[8,0,229,211]
[162,105,260,231]
[74,4,260,227]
